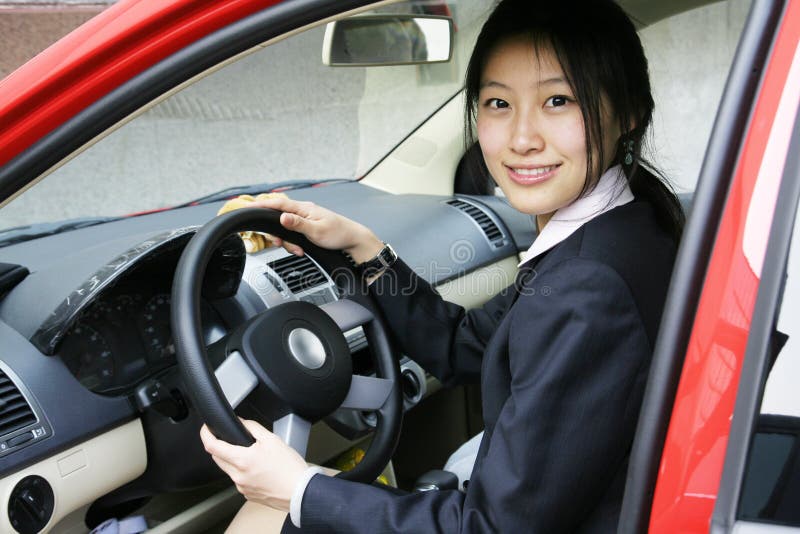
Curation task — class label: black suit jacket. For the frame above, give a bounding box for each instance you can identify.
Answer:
[289,200,677,533]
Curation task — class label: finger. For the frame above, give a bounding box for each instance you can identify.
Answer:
[252,196,311,217]
[215,456,244,477]
[200,426,245,462]
[279,212,310,232]
[283,241,305,257]
[201,429,239,471]
[199,424,215,447]
[210,454,241,477]
[274,233,305,256]
[279,216,311,252]
[269,235,284,247]
[240,418,280,443]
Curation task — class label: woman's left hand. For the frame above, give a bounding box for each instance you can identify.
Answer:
[199,419,309,512]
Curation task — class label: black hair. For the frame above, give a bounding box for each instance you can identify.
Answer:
[463,0,684,241]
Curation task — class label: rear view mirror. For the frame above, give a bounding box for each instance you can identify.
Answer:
[322,15,453,67]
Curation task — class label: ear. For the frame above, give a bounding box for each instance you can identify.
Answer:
[619,115,637,138]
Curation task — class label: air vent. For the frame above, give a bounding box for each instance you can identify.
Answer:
[0,371,36,437]
[268,255,327,294]
[446,199,505,246]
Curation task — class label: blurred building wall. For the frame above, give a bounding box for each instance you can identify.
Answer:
[641,0,751,193]
[0,1,113,80]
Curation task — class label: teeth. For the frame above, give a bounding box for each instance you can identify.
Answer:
[513,165,557,176]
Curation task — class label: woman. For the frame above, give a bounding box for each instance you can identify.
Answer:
[200,0,683,531]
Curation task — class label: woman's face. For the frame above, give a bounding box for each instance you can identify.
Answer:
[477,37,620,227]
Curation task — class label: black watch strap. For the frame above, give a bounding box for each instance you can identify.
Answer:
[359,243,398,278]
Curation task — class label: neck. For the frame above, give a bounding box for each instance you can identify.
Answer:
[536,212,554,231]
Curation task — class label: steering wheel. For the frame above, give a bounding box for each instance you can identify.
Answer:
[171,207,403,483]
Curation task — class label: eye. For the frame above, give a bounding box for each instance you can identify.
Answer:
[485,98,510,109]
[545,95,571,108]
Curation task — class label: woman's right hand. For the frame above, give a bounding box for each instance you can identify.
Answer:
[251,195,384,264]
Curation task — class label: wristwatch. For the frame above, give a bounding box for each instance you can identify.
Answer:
[358,243,398,278]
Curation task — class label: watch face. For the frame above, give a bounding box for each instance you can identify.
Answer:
[361,244,397,276]
[380,244,398,266]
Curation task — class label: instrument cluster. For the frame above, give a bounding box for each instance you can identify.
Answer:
[59,284,226,395]
[54,232,245,395]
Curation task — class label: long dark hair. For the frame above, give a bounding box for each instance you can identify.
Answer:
[464,0,684,241]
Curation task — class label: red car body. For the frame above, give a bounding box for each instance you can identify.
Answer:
[1,0,798,532]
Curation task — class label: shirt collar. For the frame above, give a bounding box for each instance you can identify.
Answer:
[519,165,633,266]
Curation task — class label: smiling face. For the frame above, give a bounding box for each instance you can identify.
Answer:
[476,37,621,228]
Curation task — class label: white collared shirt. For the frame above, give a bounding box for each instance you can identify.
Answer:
[519,165,633,266]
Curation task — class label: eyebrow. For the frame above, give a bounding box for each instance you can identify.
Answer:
[538,76,568,86]
[479,77,569,90]
[480,81,510,90]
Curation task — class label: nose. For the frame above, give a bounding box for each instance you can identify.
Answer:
[510,111,544,154]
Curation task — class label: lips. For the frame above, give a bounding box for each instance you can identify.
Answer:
[505,164,560,185]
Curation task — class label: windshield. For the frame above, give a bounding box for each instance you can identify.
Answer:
[0,1,489,234]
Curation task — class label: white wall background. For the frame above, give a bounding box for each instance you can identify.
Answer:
[640,0,751,193]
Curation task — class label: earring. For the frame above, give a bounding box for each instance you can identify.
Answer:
[623,139,635,165]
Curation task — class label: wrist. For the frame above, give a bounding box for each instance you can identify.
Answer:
[344,233,384,265]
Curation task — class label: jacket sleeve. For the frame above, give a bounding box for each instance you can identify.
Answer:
[294,258,654,533]
[368,259,516,385]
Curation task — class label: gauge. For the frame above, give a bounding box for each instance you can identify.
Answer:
[109,294,142,326]
[60,324,115,391]
[88,299,112,322]
[140,293,175,363]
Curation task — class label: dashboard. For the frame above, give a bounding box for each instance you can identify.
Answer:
[0,182,535,531]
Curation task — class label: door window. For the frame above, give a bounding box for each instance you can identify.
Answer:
[738,203,800,526]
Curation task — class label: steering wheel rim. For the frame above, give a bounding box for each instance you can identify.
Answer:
[172,207,403,483]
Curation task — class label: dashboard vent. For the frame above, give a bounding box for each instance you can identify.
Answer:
[0,371,36,437]
[268,255,327,294]
[446,199,505,246]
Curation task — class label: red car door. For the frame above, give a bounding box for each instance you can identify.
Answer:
[620,0,800,531]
